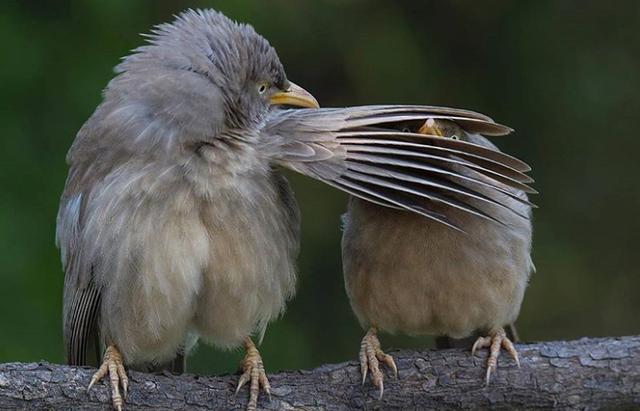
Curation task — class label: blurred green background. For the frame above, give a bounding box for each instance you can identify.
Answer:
[1,0,639,376]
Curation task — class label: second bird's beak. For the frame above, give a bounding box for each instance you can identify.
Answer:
[269,82,319,109]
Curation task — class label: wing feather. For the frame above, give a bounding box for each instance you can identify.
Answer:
[58,190,102,366]
[265,105,535,228]
[64,280,101,365]
[341,143,537,193]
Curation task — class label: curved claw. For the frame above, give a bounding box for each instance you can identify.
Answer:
[359,327,396,399]
[237,338,271,411]
[471,327,520,385]
[377,379,384,400]
[235,370,251,395]
[501,337,520,368]
[361,367,368,386]
[471,336,491,357]
[88,345,128,411]
[378,352,398,379]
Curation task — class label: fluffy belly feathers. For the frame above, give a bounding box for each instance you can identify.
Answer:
[342,198,531,339]
[95,168,296,365]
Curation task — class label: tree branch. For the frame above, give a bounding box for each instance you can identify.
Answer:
[1,336,638,410]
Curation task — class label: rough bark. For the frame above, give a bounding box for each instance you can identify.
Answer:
[0,336,638,410]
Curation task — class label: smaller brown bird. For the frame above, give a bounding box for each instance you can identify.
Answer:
[341,116,535,397]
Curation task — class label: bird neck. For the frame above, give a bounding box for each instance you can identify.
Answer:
[181,134,271,199]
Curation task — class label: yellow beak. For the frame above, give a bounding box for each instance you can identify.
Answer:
[269,81,319,109]
[418,118,445,137]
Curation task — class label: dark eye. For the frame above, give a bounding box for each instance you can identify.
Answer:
[257,82,269,94]
[401,127,411,133]
[451,135,459,140]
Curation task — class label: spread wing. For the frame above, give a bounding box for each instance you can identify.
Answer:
[263,105,535,231]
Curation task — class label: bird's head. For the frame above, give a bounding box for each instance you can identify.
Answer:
[96,9,318,158]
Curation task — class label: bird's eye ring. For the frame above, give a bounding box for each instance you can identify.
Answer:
[451,135,459,140]
[257,82,269,94]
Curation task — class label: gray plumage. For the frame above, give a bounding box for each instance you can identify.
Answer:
[56,8,532,407]
[57,9,300,369]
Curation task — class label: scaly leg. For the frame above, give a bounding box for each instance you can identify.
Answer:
[236,338,270,411]
[88,345,129,411]
[471,327,520,385]
[359,327,398,399]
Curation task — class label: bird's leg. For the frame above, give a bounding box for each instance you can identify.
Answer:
[359,327,398,399]
[236,337,270,411]
[88,345,129,411]
[417,118,445,136]
[471,326,520,385]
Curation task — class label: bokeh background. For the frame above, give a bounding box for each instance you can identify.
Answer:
[2,0,639,376]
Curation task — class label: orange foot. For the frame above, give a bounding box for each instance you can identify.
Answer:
[359,327,398,399]
[88,345,129,411]
[236,338,270,411]
[471,327,520,385]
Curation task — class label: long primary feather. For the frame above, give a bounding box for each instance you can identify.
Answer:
[263,105,534,227]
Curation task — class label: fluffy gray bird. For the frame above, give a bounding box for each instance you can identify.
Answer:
[56,9,531,410]
[342,119,535,397]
